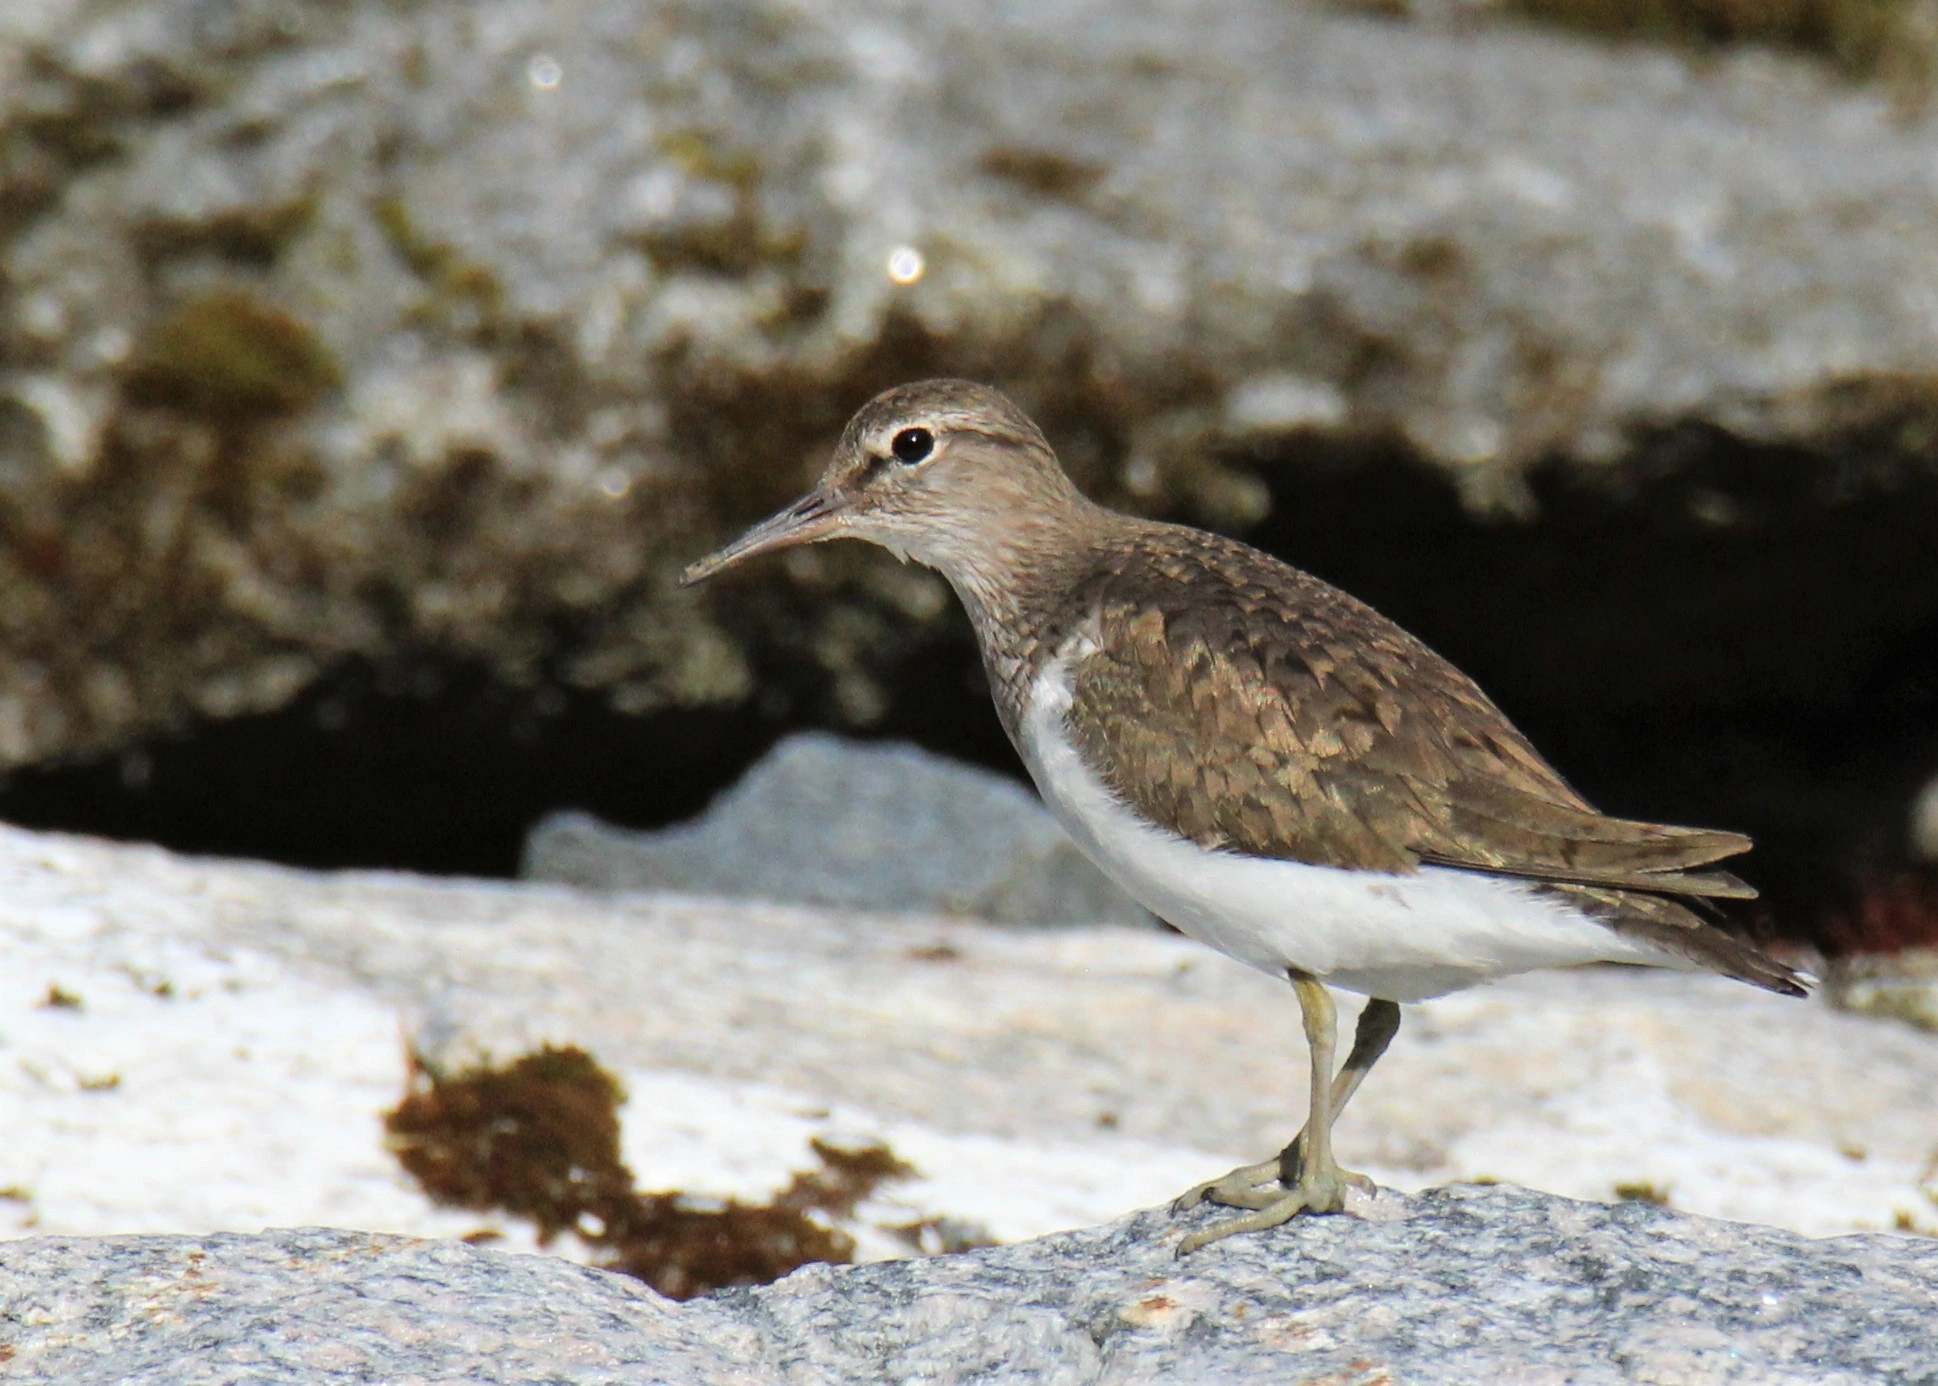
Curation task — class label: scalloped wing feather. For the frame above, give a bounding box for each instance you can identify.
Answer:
[1062,526,1760,903]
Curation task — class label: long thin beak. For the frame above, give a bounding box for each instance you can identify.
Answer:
[680,489,845,586]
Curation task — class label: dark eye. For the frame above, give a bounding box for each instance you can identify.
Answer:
[890,427,934,464]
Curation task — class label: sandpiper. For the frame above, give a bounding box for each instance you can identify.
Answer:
[682,379,1807,1254]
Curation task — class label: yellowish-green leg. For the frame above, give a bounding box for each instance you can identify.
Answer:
[1174,984,1400,1254]
[1174,993,1399,1214]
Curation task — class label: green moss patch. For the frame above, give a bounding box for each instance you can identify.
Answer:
[1500,0,1932,79]
[132,199,316,271]
[634,130,805,277]
[976,147,1107,202]
[122,292,340,421]
[1613,1179,1673,1205]
[37,984,82,1010]
[373,197,505,321]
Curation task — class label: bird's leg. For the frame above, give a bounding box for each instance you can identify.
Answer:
[1276,995,1399,1189]
[1174,995,1399,1213]
[1174,986,1399,1254]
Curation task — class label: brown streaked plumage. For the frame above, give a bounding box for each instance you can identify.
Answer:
[682,377,1808,1255]
[1054,528,1800,995]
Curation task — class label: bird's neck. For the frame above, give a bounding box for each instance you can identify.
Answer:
[925,490,1129,740]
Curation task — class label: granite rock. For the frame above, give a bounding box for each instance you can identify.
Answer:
[521,732,1152,927]
[5,1187,1938,1384]
[4,0,1938,763]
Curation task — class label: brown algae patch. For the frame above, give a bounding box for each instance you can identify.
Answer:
[383,1044,939,1298]
[1613,1179,1673,1206]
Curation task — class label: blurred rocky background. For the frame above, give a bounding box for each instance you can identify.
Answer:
[2,0,1938,953]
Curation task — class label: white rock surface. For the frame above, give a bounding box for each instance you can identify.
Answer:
[1,823,1935,1258]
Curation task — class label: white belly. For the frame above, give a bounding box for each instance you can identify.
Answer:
[1020,658,1678,1003]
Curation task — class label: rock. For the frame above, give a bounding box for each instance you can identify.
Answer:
[1828,948,1938,1035]
[0,1227,755,1385]
[4,823,1937,1256]
[1821,869,1938,1028]
[5,0,1938,764]
[521,732,1152,927]
[5,1190,1938,1383]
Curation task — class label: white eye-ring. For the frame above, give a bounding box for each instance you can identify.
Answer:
[890,427,935,464]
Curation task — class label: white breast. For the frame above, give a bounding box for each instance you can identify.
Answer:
[1019,654,1680,1003]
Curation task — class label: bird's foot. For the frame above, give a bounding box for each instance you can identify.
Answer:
[1173,1148,1375,1255]
[1173,1134,1376,1213]
[1171,1157,1281,1213]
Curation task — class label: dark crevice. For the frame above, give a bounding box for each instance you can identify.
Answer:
[0,638,1009,883]
[0,428,1934,954]
[1235,423,1938,947]
[0,660,781,879]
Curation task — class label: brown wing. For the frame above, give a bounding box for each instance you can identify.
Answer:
[1062,526,1757,901]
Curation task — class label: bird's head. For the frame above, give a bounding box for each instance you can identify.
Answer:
[681,378,1086,587]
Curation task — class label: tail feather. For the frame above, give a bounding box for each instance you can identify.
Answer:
[1549,883,1811,998]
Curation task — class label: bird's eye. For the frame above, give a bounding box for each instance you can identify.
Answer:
[890,427,934,464]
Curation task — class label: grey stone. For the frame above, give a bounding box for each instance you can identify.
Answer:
[1829,948,1938,1035]
[0,1226,760,1386]
[521,733,1152,927]
[5,1187,1938,1383]
[4,0,1938,763]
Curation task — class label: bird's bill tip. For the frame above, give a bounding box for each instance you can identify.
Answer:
[680,491,841,586]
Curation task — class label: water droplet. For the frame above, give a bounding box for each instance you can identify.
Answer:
[528,53,563,90]
[886,245,925,285]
